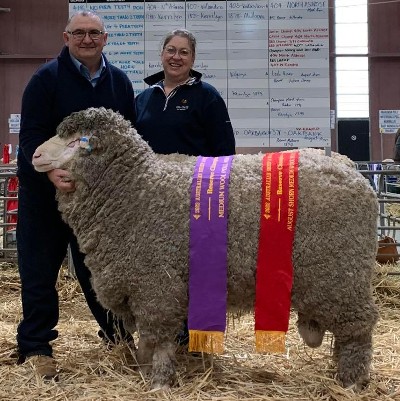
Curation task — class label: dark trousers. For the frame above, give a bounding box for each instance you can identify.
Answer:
[16,178,128,358]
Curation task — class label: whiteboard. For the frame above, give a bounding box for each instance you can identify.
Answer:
[68,0,331,148]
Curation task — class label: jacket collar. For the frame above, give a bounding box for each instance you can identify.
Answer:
[59,46,109,72]
[143,69,202,86]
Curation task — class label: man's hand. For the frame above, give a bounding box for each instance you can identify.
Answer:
[47,169,76,192]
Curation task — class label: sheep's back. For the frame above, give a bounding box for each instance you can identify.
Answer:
[226,149,378,319]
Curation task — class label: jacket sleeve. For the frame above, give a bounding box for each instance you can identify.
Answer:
[120,74,137,127]
[19,73,57,168]
[204,90,236,156]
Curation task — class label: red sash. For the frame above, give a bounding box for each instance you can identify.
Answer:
[255,151,299,353]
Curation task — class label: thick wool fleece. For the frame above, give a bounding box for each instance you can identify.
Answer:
[55,107,379,389]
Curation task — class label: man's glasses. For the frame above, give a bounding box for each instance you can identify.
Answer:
[163,46,192,58]
[67,29,104,41]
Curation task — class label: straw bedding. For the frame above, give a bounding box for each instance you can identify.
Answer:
[0,262,399,401]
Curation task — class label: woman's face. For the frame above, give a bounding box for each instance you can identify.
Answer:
[161,35,195,83]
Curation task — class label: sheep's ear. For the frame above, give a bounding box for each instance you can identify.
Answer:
[79,135,101,154]
[88,135,101,151]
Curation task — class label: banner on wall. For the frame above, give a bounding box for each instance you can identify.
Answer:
[379,110,400,134]
[8,114,20,134]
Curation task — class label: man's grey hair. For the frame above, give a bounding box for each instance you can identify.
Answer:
[65,10,105,31]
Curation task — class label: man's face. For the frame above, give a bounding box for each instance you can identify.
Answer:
[63,14,108,65]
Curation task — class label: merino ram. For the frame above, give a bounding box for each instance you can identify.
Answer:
[32,107,379,390]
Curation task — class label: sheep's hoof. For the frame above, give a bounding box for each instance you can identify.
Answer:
[138,364,152,377]
[150,382,170,392]
[341,382,364,392]
[339,375,369,392]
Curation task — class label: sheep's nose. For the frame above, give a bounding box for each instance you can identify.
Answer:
[32,150,42,159]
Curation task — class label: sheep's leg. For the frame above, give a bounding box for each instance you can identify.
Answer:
[120,314,136,334]
[297,312,325,348]
[94,287,137,334]
[136,332,156,377]
[333,331,373,390]
[151,341,177,390]
[106,302,137,337]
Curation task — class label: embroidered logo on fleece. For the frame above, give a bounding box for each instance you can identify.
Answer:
[176,99,189,111]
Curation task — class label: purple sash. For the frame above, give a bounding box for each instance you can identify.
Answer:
[188,155,233,354]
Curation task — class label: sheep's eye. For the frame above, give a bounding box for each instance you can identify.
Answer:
[67,139,79,148]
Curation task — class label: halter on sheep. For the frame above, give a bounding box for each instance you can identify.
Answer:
[32,107,379,391]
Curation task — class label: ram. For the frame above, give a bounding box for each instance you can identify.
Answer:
[32,107,379,390]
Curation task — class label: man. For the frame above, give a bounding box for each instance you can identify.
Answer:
[16,10,135,380]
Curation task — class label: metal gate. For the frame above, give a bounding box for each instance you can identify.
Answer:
[357,161,400,273]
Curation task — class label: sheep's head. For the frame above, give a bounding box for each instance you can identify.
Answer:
[32,107,131,172]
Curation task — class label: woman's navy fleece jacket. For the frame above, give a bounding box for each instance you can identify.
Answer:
[134,69,235,156]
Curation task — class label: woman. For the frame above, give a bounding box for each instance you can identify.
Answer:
[134,29,235,344]
[134,28,235,156]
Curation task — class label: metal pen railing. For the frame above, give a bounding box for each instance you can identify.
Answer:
[358,162,400,273]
